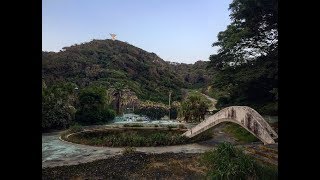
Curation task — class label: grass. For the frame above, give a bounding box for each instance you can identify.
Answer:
[64,129,212,147]
[200,143,278,179]
[122,147,136,155]
[123,124,144,127]
[68,124,84,133]
[223,122,258,143]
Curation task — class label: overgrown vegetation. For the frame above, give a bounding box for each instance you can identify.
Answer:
[68,124,84,133]
[123,124,144,127]
[75,86,115,125]
[64,129,212,147]
[42,82,77,132]
[224,122,258,143]
[42,40,190,104]
[201,143,278,179]
[179,93,210,122]
[134,106,168,120]
[122,147,136,155]
[207,0,278,116]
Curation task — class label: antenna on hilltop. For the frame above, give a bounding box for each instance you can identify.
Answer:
[110,33,117,41]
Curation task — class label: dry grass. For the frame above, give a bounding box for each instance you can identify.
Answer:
[137,155,207,179]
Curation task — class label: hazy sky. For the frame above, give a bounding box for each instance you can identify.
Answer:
[42,0,232,64]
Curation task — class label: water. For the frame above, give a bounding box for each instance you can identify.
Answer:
[112,113,182,125]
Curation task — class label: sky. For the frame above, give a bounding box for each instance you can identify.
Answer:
[42,0,232,64]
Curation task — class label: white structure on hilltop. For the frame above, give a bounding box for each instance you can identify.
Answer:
[110,33,117,41]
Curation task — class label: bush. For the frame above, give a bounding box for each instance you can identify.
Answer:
[178,124,186,129]
[180,94,209,122]
[65,129,211,147]
[210,109,220,114]
[122,147,136,155]
[42,83,76,132]
[169,107,178,119]
[216,96,230,109]
[200,143,277,179]
[134,106,168,120]
[75,108,115,125]
[68,124,83,133]
[167,125,177,128]
[75,85,115,125]
[258,102,278,116]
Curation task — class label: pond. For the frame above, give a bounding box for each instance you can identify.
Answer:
[112,113,183,126]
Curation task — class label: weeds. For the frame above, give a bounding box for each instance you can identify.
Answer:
[224,122,258,143]
[68,124,84,133]
[65,129,212,147]
[122,147,136,155]
[200,143,277,179]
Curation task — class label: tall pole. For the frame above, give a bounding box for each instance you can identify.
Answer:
[169,91,172,120]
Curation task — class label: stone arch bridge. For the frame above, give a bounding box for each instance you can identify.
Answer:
[182,106,278,144]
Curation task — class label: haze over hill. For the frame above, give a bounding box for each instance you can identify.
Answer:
[42,39,214,103]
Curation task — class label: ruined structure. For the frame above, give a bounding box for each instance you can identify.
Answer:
[110,33,117,41]
[182,106,278,144]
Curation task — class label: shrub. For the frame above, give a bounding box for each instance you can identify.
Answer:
[210,109,220,114]
[66,129,212,147]
[178,124,186,129]
[122,147,136,155]
[200,143,277,179]
[75,86,116,125]
[258,102,278,116]
[169,107,178,119]
[180,94,209,122]
[167,125,177,129]
[75,108,115,125]
[134,106,168,120]
[42,83,77,132]
[68,124,84,133]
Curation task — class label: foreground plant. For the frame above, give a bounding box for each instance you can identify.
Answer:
[200,143,277,179]
[122,147,136,155]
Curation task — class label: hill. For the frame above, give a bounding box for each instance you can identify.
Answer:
[42,39,212,103]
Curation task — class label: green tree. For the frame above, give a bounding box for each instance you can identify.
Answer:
[208,0,278,115]
[42,82,77,131]
[180,94,209,122]
[75,86,115,125]
[134,106,168,120]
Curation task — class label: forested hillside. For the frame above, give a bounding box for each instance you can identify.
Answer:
[42,39,209,103]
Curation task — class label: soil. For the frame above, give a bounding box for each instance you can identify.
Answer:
[42,152,206,180]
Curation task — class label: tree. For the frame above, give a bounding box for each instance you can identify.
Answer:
[134,106,168,120]
[42,82,77,131]
[208,0,278,115]
[75,86,115,125]
[209,0,278,68]
[180,94,209,122]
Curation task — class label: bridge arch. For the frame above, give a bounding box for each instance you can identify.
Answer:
[182,106,278,144]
